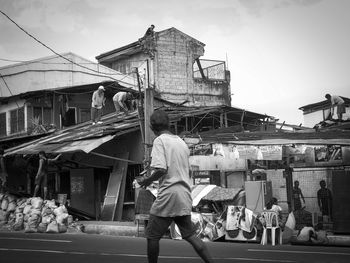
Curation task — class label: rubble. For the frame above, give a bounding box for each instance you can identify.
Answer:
[0,192,82,233]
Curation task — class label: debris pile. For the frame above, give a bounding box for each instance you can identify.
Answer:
[0,193,82,233]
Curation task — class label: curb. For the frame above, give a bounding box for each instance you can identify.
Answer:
[80,221,145,237]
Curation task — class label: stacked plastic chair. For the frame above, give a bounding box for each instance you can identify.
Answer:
[260,210,282,246]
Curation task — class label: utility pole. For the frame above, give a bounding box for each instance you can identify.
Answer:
[133,67,145,145]
[144,59,154,168]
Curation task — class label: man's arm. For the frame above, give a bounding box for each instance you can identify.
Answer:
[118,96,128,111]
[92,92,97,107]
[317,191,322,209]
[136,168,167,187]
[300,189,305,203]
[48,154,61,164]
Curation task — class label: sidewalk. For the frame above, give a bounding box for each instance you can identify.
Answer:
[80,220,144,237]
[79,221,350,247]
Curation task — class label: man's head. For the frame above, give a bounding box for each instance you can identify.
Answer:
[98,85,105,93]
[150,110,169,135]
[325,94,331,100]
[294,180,299,187]
[320,180,326,188]
[151,24,155,29]
[38,151,46,158]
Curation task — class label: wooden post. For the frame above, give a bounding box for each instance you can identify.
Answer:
[132,67,145,145]
[144,88,154,164]
[220,113,224,128]
[240,110,245,131]
[220,170,226,187]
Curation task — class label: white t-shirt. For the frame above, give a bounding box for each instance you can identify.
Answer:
[331,95,344,105]
[149,133,192,217]
[297,226,315,242]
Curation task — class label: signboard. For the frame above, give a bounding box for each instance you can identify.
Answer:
[192,170,220,186]
[236,145,282,160]
[314,145,342,162]
[191,143,282,160]
[190,144,213,156]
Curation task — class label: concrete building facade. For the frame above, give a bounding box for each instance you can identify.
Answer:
[96,27,231,107]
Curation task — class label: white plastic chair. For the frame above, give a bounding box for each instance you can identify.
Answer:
[260,210,282,246]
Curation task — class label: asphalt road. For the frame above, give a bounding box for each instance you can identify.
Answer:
[1,231,350,263]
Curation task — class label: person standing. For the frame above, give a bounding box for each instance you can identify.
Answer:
[112,91,132,117]
[136,110,213,263]
[0,147,8,191]
[317,180,333,220]
[91,85,106,125]
[325,94,345,120]
[33,151,61,200]
[292,180,305,211]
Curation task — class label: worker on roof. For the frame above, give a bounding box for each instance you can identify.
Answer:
[113,91,133,118]
[325,94,345,121]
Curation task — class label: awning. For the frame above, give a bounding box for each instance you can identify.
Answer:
[5,135,115,155]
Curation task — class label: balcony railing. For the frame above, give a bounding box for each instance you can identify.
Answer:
[193,59,226,80]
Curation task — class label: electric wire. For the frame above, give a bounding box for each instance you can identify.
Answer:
[0,9,134,80]
[0,57,148,65]
[0,72,20,108]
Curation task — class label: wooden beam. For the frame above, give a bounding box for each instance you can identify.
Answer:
[195,58,207,80]
[101,152,129,221]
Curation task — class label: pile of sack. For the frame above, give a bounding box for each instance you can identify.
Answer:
[0,193,73,233]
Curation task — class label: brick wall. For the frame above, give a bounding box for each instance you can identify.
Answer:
[155,29,230,106]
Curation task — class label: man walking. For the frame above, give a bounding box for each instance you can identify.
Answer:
[91,85,106,125]
[136,110,213,263]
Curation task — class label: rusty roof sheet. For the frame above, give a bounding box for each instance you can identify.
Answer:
[4,105,272,156]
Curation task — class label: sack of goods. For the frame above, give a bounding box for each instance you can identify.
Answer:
[0,195,73,234]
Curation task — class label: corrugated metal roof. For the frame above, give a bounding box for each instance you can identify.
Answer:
[299,96,350,111]
[190,127,350,145]
[3,105,272,156]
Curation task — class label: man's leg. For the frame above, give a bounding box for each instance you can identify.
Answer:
[147,239,160,263]
[146,215,172,263]
[96,109,102,121]
[91,107,96,123]
[33,184,40,197]
[185,234,214,263]
[175,215,214,263]
[43,186,48,200]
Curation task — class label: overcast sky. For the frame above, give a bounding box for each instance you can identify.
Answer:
[1,0,350,125]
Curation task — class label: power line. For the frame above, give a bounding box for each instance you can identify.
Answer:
[0,72,20,108]
[0,9,132,79]
[0,57,149,65]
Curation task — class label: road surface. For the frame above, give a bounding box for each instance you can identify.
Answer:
[1,231,350,263]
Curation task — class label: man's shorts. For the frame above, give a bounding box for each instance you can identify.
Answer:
[337,104,346,114]
[146,214,196,240]
[35,173,47,187]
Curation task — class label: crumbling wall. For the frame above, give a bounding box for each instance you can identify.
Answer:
[154,29,230,106]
